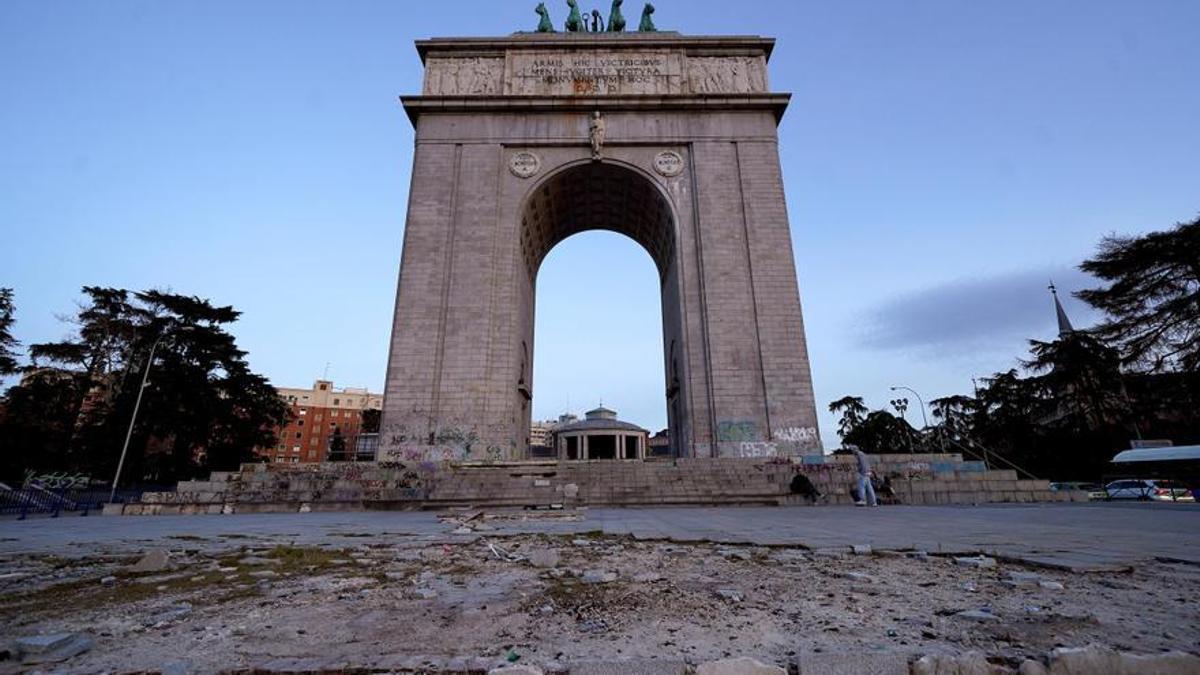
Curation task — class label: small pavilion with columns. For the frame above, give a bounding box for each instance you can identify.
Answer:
[554,405,649,461]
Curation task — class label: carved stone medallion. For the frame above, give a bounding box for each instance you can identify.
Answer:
[508,151,541,178]
[653,151,684,177]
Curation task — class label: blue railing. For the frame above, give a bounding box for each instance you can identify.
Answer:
[0,485,157,518]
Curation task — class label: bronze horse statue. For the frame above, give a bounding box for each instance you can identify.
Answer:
[565,0,584,31]
[607,0,625,32]
[535,2,554,32]
[639,2,656,31]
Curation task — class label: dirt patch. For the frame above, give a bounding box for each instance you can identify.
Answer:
[1,534,1197,672]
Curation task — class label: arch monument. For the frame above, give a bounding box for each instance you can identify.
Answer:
[381,31,821,461]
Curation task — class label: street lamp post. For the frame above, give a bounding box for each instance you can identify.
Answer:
[890,385,945,454]
[889,396,910,453]
[109,330,169,503]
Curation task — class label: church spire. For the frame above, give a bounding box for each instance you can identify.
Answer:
[1049,282,1074,337]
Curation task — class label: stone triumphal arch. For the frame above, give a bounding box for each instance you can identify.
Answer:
[382,32,820,461]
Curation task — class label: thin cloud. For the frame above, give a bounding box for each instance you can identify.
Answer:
[856,266,1100,354]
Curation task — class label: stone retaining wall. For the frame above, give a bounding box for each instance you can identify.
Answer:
[113,454,1088,515]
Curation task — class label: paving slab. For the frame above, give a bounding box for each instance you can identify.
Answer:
[569,659,688,674]
[1,503,1196,568]
[795,651,912,674]
[995,553,1134,574]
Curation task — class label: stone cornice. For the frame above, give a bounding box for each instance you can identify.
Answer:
[400,93,791,125]
[414,34,777,63]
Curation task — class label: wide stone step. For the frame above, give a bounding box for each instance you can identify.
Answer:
[119,456,1075,515]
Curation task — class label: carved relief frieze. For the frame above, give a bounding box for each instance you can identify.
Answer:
[423,56,504,96]
[686,56,768,94]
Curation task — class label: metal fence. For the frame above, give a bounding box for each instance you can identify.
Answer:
[0,485,159,518]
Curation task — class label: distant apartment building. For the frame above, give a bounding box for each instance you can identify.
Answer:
[529,413,580,458]
[530,418,565,449]
[262,379,382,464]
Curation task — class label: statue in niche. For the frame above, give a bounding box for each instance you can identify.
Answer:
[639,3,656,31]
[590,9,605,31]
[535,3,555,32]
[589,111,606,160]
[565,0,584,31]
[607,0,625,32]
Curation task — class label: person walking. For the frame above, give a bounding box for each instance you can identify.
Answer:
[849,445,877,507]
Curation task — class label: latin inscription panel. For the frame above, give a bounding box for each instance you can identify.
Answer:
[507,50,686,96]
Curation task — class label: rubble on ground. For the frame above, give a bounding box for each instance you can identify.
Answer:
[0,525,1196,673]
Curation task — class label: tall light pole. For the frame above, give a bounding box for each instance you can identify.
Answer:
[890,386,927,427]
[110,329,170,503]
[889,396,910,453]
[890,385,944,453]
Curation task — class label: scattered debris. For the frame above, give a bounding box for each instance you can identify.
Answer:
[716,589,745,603]
[954,608,1001,622]
[127,549,171,573]
[1032,644,1200,674]
[696,656,785,674]
[911,651,994,675]
[953,555,996,568]
[1,533,1195,672]
[1003,571,1044,587]
[489,665,543,675]
[527,549,561,569]
[581,569,618,584]
[840,571,875,583]
[12,632,94,664]
[488,541,525,562]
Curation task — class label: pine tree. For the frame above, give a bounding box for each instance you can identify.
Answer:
[1079,216,1200,372]
[0,288,18,377]
[14,287,289,483]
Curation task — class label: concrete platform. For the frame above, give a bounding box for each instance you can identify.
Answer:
[2,502,1197,568]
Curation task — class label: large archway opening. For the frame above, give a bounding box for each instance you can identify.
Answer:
[533,231,665,436]
[516,161,686,457]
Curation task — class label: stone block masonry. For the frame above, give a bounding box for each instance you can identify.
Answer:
[382,33,821,461]
[119,453,1083,514]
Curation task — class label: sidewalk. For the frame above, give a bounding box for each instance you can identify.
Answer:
[3,502,1196,568]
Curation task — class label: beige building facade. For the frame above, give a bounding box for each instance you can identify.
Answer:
[264,380,383,464]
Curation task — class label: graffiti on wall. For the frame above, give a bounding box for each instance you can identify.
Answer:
[794,461,856,482]
[716,420,760,442]
[380,419,519,463]
[771,426,819,449]
[23,471,90,490]
[736,442,779,458]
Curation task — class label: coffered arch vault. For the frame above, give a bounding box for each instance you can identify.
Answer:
[515,160,686,455]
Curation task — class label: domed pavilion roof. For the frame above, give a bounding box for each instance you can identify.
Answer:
[558,406,647,433]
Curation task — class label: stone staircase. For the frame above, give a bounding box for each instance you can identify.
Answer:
[111,452,1089,515]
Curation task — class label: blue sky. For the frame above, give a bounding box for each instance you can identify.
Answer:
[2,1,1198,445]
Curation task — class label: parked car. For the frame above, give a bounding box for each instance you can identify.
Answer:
[1103,479,1196,502]
[1049,481,1105,500]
